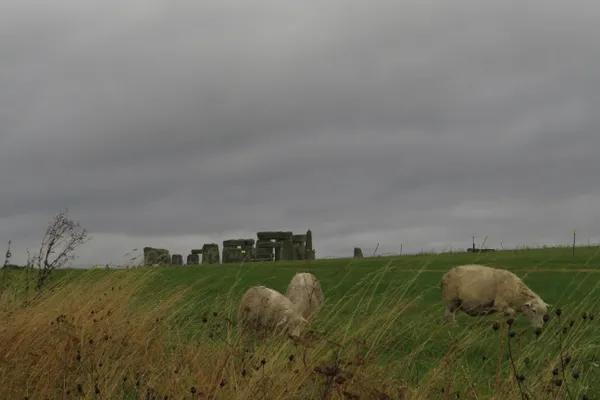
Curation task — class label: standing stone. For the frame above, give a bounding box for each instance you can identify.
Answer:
[273,246,282,261]
[293,243,307,260]
[187,253,199,265]
[202,243,220,264]
[282,239,294,261]
[353,247,363,259]
[143,247,170,266]
[306,229,315,260]
[171,254,183,265]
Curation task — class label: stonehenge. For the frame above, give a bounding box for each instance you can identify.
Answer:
[143,229,315,266]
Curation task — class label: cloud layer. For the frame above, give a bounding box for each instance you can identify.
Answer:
[2,0,600,265]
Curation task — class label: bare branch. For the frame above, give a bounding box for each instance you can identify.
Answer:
[32,209,91,291]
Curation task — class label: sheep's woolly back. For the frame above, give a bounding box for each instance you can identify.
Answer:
[285,272,324,320]
[492,267,542,308]
[441,264,542,311]
[238,285,305,334]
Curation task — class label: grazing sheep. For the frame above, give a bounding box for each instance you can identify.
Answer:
[285,272,325,320]
[440,264,549,328]
[238,285,308,338]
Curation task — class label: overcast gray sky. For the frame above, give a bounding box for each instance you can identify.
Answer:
[2,0,599,266]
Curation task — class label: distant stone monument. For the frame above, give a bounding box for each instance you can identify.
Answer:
[251,230,315,261]
[143,247,170,266]
[147,228,316,266]
[255,231,293,261]
[186,253,199,265]
[222,239,255,263]
[306,229,315,260]
[353,247,363,259]
[202,243,220,264]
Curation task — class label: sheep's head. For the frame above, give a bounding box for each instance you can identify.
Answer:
[277,311,308,338]
[522,297,549,328]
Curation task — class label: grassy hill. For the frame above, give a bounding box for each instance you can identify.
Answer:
[1,246,600,399]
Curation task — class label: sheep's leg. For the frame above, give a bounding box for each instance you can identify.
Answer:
[443,300,460,325]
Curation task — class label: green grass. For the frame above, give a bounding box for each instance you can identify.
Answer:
[2,245,600,398]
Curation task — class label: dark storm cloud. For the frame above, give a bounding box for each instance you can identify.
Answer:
[1,0,600,265]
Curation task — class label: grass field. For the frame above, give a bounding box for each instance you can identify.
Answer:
[1,246,600,399]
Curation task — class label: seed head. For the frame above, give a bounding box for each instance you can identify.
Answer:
[517,375,525,382]
[553,379,563,387]
[535,327,542,337]
[582,312,588,320]
[572,371,580,379]
[241,369,246,376]
[552,368,559,376]
[565,355,572,364]
[507,318,514,326]
[289,354,295,362]
[543,314,550,323]
[509,331,516,338]
[482,355,487,361]
[569,320,575,327]
[213,311,218,317]
[261,358,266,365]
[493,323,500,331]
[555,308,562,317]
[589,314,594,321]
[219,380,225,387]
[563,327,568,334]
[190,387,196,394]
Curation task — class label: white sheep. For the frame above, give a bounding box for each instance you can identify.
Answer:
[440,264,549,327]
[285,272,325,320]
[237,285,308,338]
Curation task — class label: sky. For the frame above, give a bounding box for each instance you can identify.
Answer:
[1,0,600,267]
